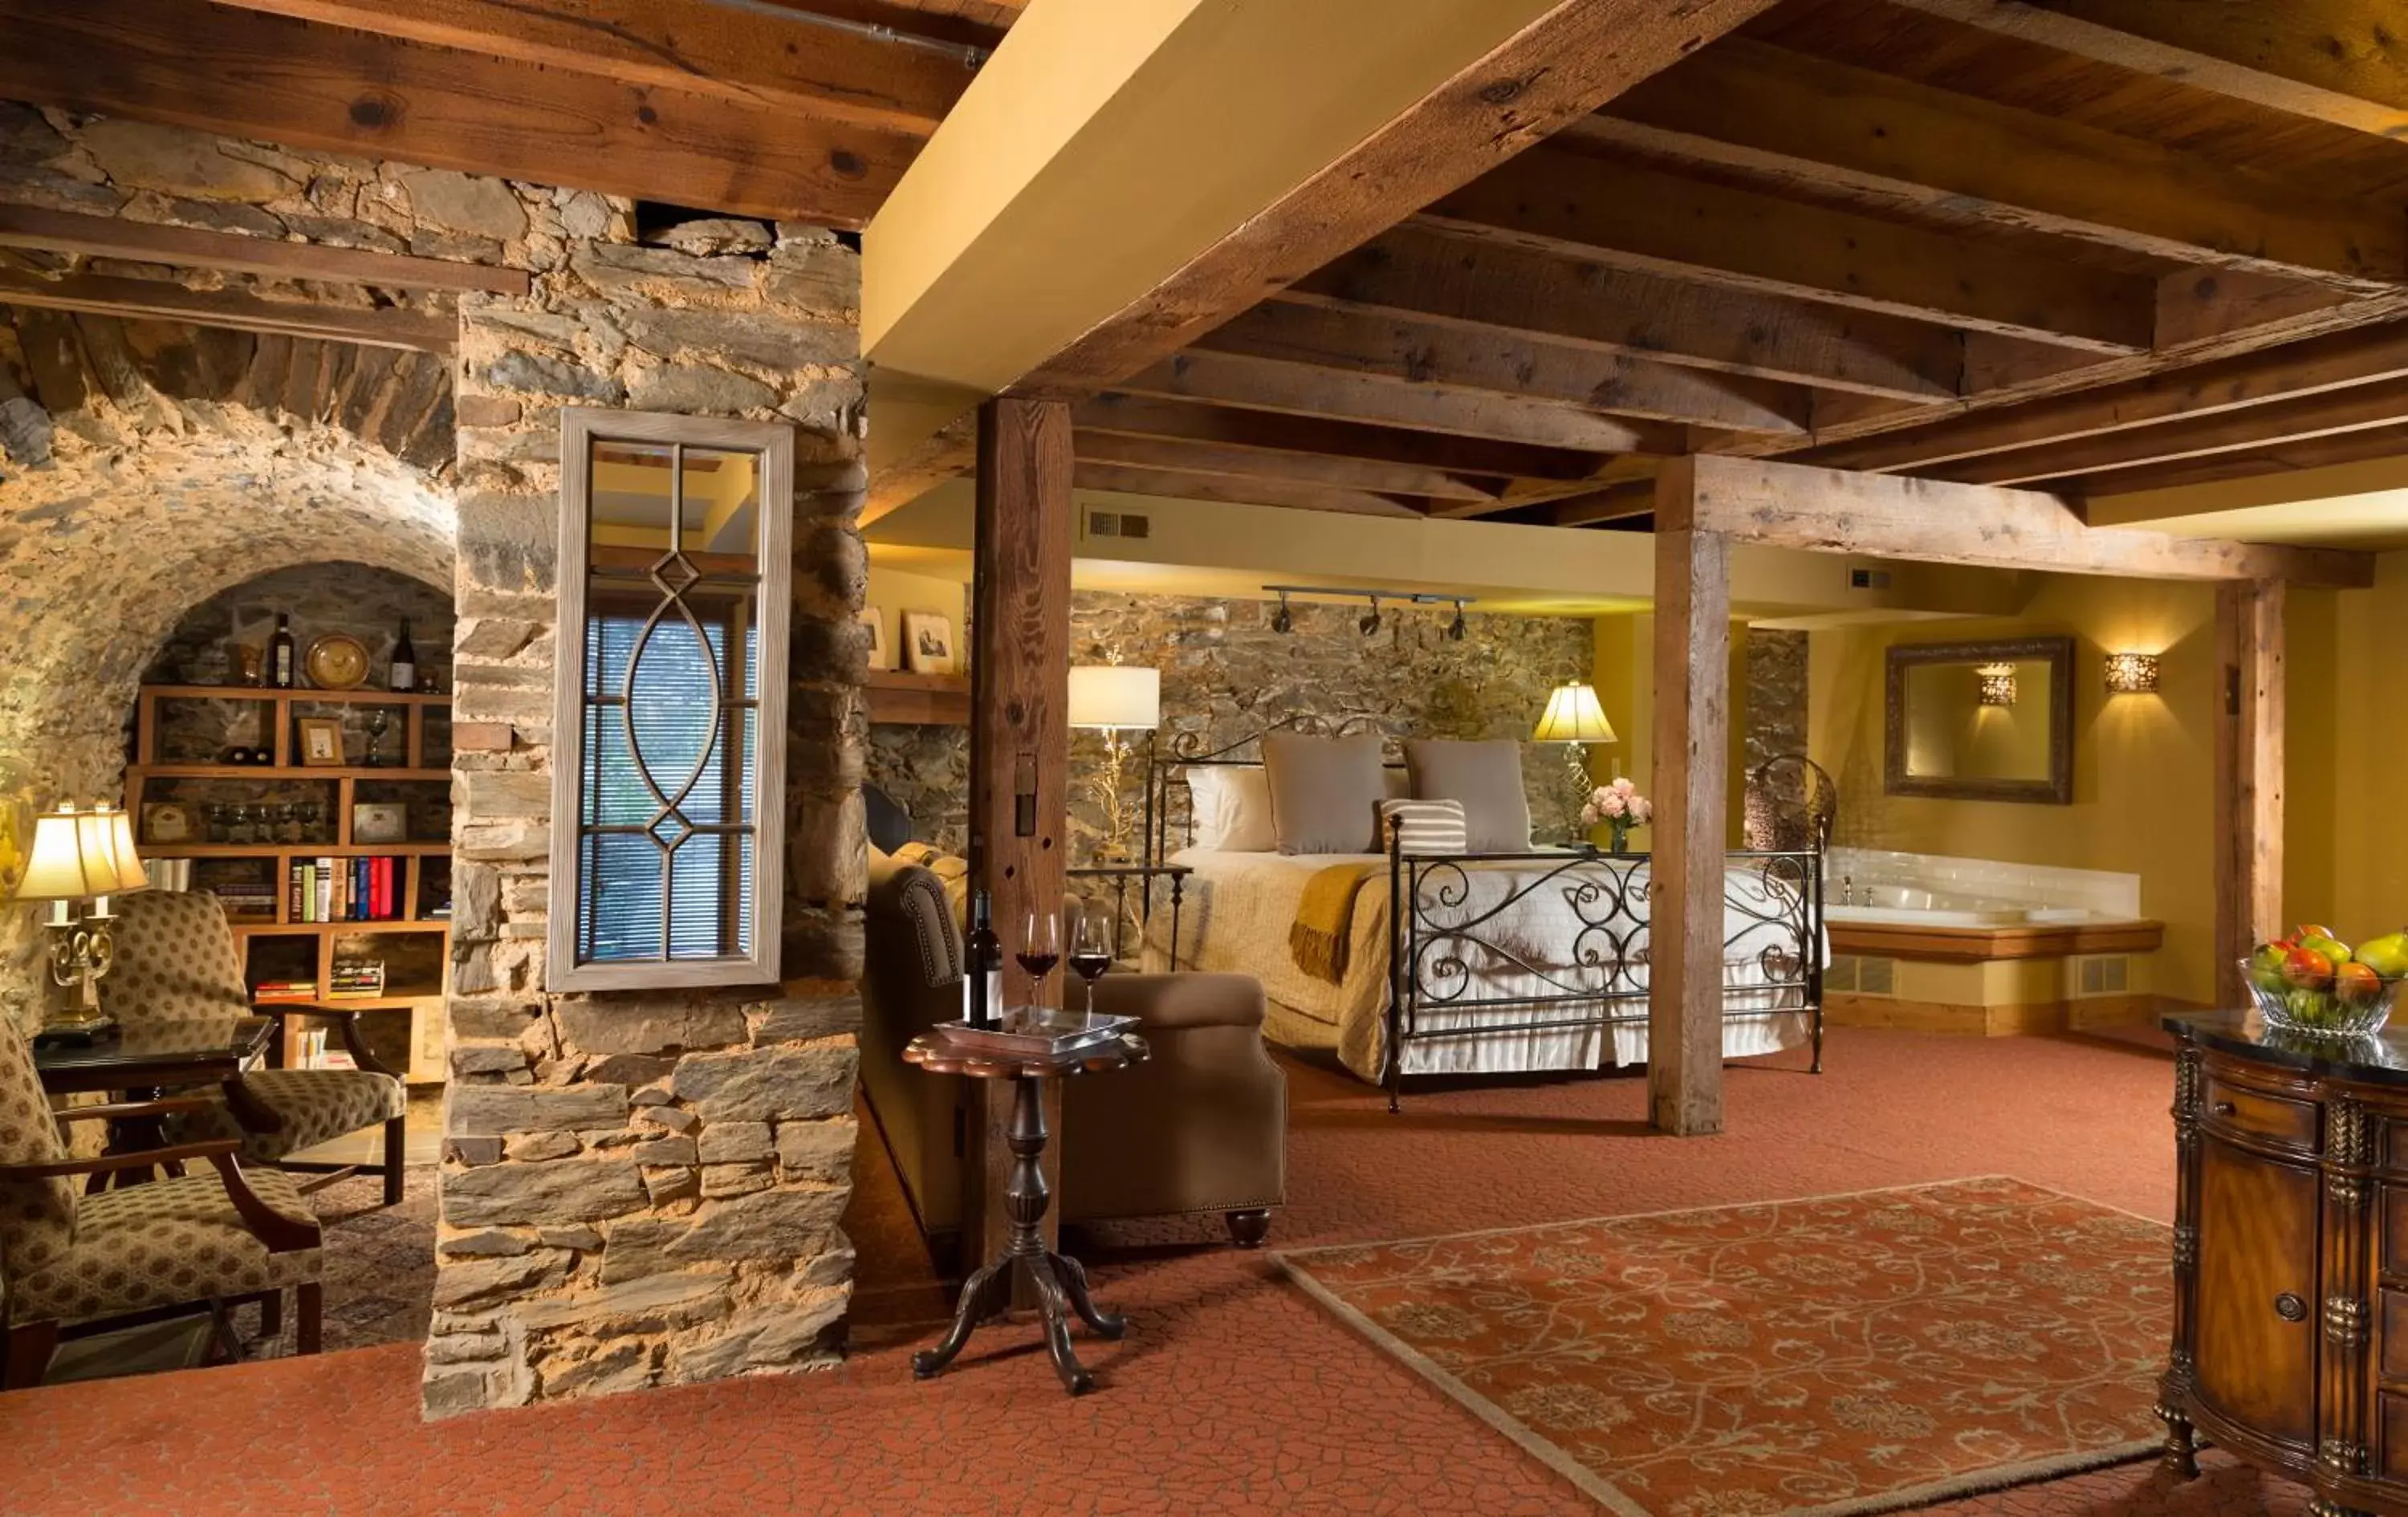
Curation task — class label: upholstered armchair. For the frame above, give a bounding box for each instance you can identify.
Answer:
[0,1019,323,1389]
[100,890,408,1206]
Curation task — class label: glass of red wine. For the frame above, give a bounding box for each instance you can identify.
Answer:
[1018,908,1062,1011]
[1069,903,1114,1015]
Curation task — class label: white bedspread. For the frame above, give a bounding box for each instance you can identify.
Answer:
[1144,848,1820,1083]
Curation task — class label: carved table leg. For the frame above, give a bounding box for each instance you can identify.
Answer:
[2155,1402,2199,1481]
[910,1260,1009,1381]
[2306,1500,2373,1517]
[1046,1251,1125,1340]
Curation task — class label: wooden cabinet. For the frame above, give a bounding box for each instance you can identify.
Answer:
[2165,1014,2408,1517]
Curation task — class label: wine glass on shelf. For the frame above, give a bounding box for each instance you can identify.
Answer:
[1018,908,1062,1014]
[1069,903,1113,1016]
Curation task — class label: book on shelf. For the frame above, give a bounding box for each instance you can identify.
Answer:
[143,858,193,892]
[252,979,318,1000]
[285,856,409,923]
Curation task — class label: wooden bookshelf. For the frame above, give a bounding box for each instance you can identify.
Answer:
[124,681,454,1072]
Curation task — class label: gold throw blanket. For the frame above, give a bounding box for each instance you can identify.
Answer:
[1290,862,1380,986]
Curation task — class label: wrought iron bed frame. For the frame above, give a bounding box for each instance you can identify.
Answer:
[1144,718,1826,1111]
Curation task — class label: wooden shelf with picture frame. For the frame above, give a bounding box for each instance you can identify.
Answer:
[121,681,454,1080]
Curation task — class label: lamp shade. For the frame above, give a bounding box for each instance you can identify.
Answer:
[15,804,146,902]
[1531,681,1617,744]
[1068,665,1161,730]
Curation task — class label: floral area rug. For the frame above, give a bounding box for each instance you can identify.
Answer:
[1275,1176,2169,1516]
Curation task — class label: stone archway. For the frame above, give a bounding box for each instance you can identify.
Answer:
[0,308,457,1027]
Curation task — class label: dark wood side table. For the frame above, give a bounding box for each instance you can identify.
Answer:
[1067,862,1192,969]
[35,1015,275,1188]
[902,1029,1149,1394]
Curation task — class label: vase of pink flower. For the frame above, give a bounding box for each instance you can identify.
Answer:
[1581,778,1653,853]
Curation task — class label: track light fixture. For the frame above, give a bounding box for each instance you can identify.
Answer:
[1359,596,1383,636]
[1446,600,1467,641]
[1259,584,1477,639]
[1270,592,1293,634]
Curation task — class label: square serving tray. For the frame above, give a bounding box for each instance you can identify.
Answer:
[934,1008,1136,1058]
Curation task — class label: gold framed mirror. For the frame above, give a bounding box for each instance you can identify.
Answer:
[1884,636,2074,804]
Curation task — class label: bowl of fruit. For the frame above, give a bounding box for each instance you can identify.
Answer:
[2243,925,2408,1038]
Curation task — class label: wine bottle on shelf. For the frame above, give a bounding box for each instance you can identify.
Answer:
[389,618,417,693]
[963,887,1004,1031]
[268,614,296,689]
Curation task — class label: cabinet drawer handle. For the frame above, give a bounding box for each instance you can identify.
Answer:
[2276,1292,2308,1322]
[2211,1100,2237,1116]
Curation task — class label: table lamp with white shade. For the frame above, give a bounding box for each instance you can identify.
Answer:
[1531,680,1618,822]
[1069,665,1161,864]
[15,801,148,1044]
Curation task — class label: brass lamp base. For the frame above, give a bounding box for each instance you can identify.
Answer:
[33,1012,116,1049]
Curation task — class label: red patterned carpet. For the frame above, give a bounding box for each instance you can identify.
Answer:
[0,1027,2312,1515]
[1281,1177,2170,1515]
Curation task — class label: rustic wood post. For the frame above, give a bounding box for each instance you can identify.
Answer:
[1649,458,1728,1137]
[2213,579,2285,1003]
[965,394,1074,1278]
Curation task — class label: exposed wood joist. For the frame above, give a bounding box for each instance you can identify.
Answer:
[1071,429,1498,504]
[2069,421,2408,498]
[1072,392,1609,483]
[1019,0,1789,393]
[1583,37,2406,292]
[203,0,976,134]
[1113,350,1690,455]
[1418,147,2157,353]
[0,0,921,230]
[1938,376,2408,486]
[1668,454,2373,588]
[0,270,454,352]
[1548,481,1658,527]
[1199,299,1810,437]
[756,0,1015,51]
[1074,461,1426,519]
[1893,0,2408,140]
[1801,322,2408,474]
[1289,227,1964,401]
[0,204,529,296]
[862,407,978,527]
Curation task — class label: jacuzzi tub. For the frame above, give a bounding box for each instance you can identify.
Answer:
[1824,884,2104,929]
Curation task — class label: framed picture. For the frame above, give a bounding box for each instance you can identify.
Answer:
[352,802,409,844]
[141,802,197,844]
[902,609,957,675]
[296,717,347,768]
[856,607,889,672]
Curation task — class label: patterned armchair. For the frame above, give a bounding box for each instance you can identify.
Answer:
[100,890,408,1206]
[0,1018,323,1389]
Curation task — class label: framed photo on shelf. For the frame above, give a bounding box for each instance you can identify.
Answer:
[140,801,196,844]
[857,608,889,672]
[352,802,409,844]
[296,717,347,767]
[902,609,957,675]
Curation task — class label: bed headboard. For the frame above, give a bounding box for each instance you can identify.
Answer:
[1145,714,1403,864]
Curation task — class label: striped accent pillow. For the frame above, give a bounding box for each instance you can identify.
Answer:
[1376,799,1469,856]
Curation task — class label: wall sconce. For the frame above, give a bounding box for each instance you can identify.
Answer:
[1976,663,2018,707]
[2104,652,2161,695]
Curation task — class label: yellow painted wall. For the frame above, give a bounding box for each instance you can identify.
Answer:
[2333,553,2408,938]
[864,562,966,673]
[1590,612,1750,849]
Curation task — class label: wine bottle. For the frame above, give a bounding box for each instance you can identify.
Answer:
[963,888,1004,1030]
[389,618,418,693]
[268,614,296,689]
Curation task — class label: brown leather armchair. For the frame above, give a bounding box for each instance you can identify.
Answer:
[862,848,1285,1249]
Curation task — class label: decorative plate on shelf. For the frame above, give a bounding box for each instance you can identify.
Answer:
[304,632,372,689]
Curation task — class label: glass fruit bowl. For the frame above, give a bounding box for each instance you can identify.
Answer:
[2241,958,2406,1038]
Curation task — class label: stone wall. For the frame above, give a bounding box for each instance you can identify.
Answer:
[431,217,868,1414]
[864,592,1597,861]
[1743,628,1811,844]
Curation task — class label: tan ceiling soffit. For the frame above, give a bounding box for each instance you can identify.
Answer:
[861,0,1779,486]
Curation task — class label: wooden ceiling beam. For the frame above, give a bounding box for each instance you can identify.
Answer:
[1666,454,2373,588]
[1198,299,1810,437]
[1113,350,1692,455]
[0,0,921,230]
[0,269,454,352]
[2072,422,2408,498]
[1939,376,2408,486]
[1418,147,2157,353]
[1073,460,1427,519]
[1548,481,1658,527]
[1289,226,1965,401]
[1072,429,1499,503]
[1803,322,2408,474]
[1891,0,2408,140]
[753,1,1013,53]
[0,204,529,296]
[201,0,975,134]
[1071,392,1608,483]
[1584,37,2405,292]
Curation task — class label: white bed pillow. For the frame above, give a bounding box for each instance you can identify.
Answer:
[1186,765,1277,852]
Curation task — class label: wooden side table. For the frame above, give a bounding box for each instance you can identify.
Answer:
[902,1029,1148,1394]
